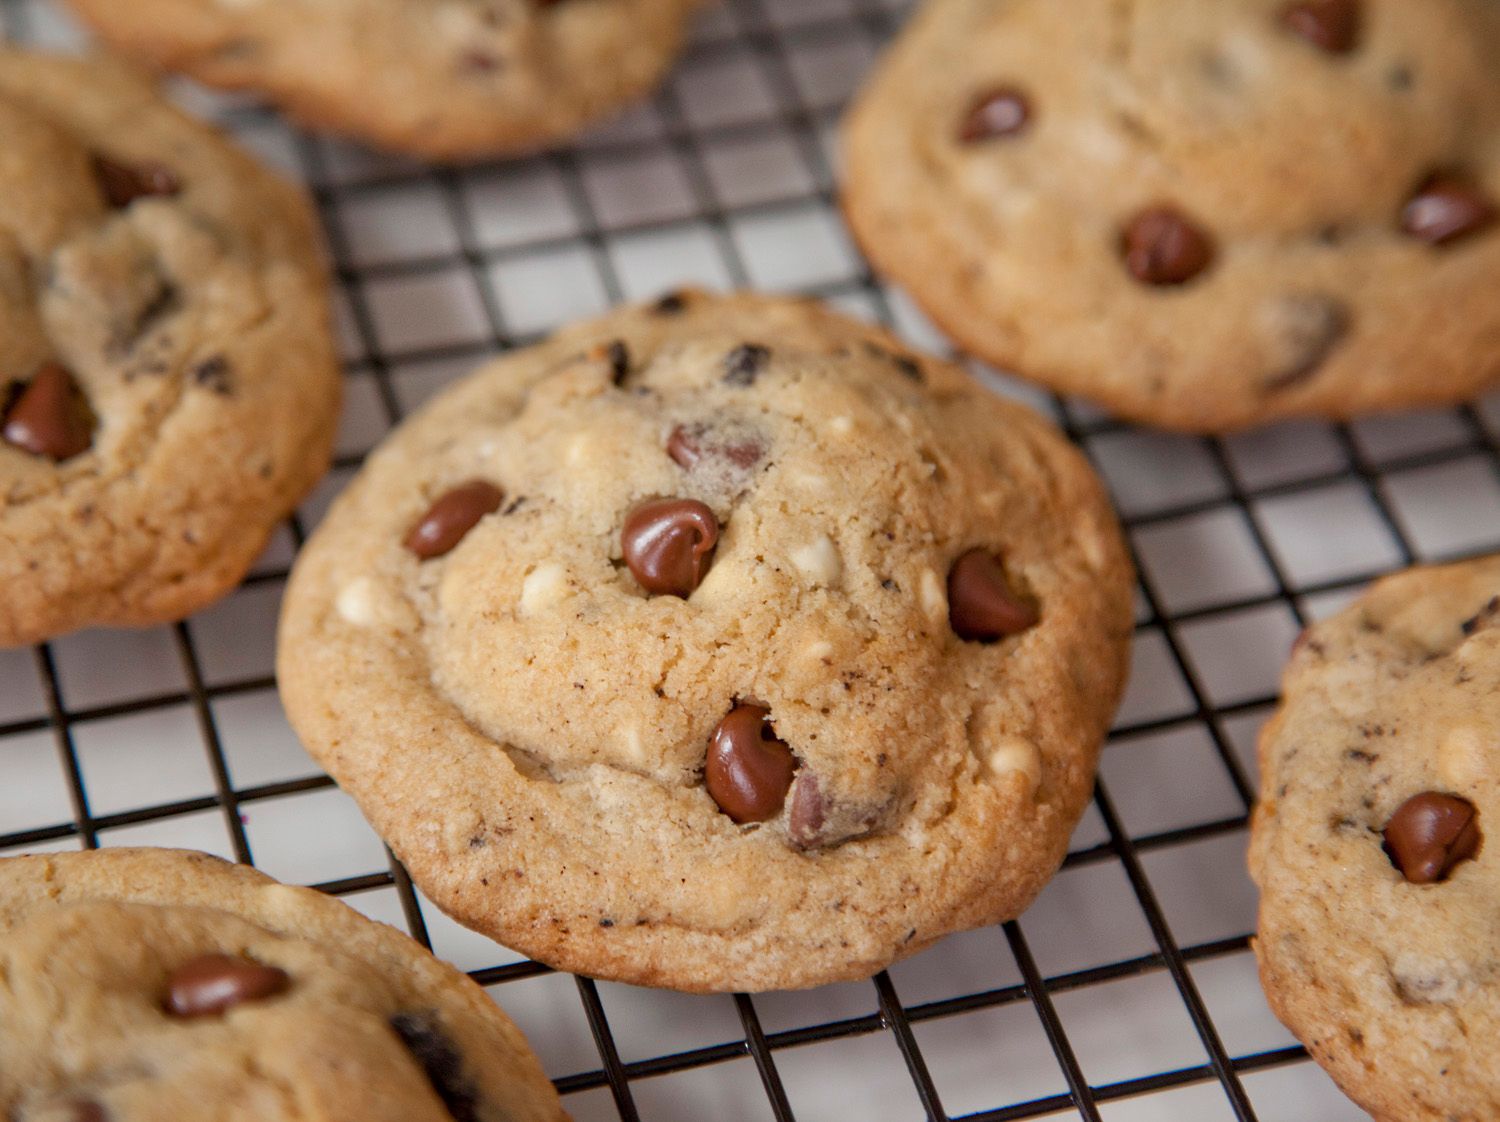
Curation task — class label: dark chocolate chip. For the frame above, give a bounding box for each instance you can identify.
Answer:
[666,422,763,471]
[1280,0,1361,54]
[959,87,1031,143]
[191,355,234,396]
[706,704,797,823]
[1400,174,1496,247]
[390,1011,481,1122]
[92,154,181,209]
[1383,792,1481,884]
[652,291,689,315]
[787,773,826,849]
[165,953,290,1018]
[724,343,770,387]
[947,549,1038,642]
[605,340,630,386]
[2,363,94,461]
[1263,294,1350,392]
[404,481,505,560]
[1461,596,1500,636]
[1121,207,1215,286]
[621,498,718,597]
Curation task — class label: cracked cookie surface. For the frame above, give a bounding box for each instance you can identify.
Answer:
[0,49,339,647]
[277,291,1133,992]
[841,0,1500,432]
[0,847,567,1122]
[1250,556,1500,1121]
[63,0,703,162]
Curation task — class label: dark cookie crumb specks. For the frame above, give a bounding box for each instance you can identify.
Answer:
[192,355,235,396]
[390,1011,482,1122]
[723,343,770,387]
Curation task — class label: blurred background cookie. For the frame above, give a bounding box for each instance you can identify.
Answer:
[842,0,1500,432]
[63,0,705,161]
[0,49,339,647]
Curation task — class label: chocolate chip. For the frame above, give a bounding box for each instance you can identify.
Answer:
[404,481,505,560]
[1400,174,1496,247]
[1461,596,1500,636]
[1383,792,1481,884]
[1280,0,1361,54]
[165,953,290,1018]
[92,154,181,209]
[947,549,1038,642]
[706,704,797,823]
[652,291,689,315]
[621,498,719,597]
[788,773,826,849]
[2,363,94,461]
[192,355,234,396]
[390,1011,481,1122]
[605,340,630,385]
[724,343,770,387]
[959,87,1031,142]
[68,1101,107,1122]
[1121,207,1215,286]
[666,422,763,471]
[1262,294,1350,392]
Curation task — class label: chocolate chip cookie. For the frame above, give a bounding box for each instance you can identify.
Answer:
[63,0,704,162]
[0,49,340,647]
[1250,557,1500,1120]
[0,847,567,1122]
[841,0,1500,432]
[276,290,1134,992]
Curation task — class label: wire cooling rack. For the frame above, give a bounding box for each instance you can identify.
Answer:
[6,1,1500,1118]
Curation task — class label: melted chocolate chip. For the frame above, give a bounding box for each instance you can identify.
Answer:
[947,549,1038,642]
[92,154,181,209]
[787,773,826,849]
[621,498,719,597]
[706,704,797,823]
[666,422,763,471]
[1121,207,1215,286]
[1383,792,1481,884]
[959,87,1031,142]
[724,343,770,387]
[165,953,290,1018]
[404,481,505,560]
[1400,174,1496,246]
[1280,0,1361,54]
[600,340,630,386]
[390,1011,481,1122]
[653,291,689,315]
[1263,294,1350,392]
[2,363,94,461]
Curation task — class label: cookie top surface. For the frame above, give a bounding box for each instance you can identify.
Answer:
[0,847,567,1122]
[64,0,703,161]
[842,0,1500,432]
[0,49,340,647]
[1250,557,1500,1121]
[277,290,1134,992]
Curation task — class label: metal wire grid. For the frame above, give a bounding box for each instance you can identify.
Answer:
[4,0,1500,1118]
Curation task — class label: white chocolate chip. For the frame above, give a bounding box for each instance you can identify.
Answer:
[520,562,569,616]
[791,536,843,586]
[919,568,947,622]
[985,736,1041,797]
[1438,726,1487,789]
[336,577,379,626]
[829,415,854,436]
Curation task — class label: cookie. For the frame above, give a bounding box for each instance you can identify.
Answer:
[0,847,567,1122]
[0,49,340,648]
[1249,557,1500,1120]
[841,0,1500,432]
[63,0,704,162]
[276,290,1134,992]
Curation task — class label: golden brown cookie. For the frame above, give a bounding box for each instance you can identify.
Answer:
[0,49,339,647]
[0,847,568,1122]
[842,0,1500,432]
[276,290,1134,992]
[63,0,704,162]
[1250,556,1500,1121]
